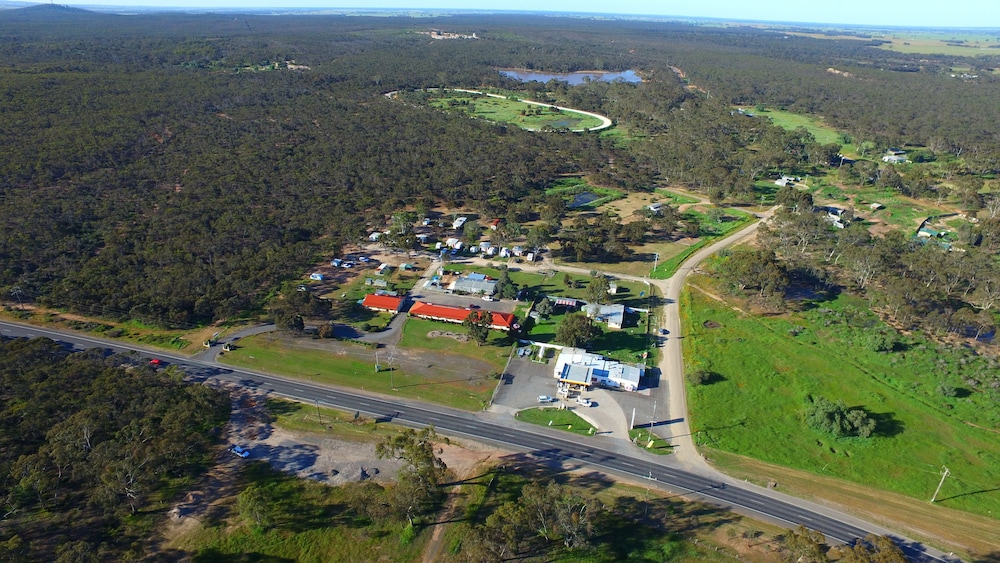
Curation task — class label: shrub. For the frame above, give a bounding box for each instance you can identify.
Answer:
[805,396,876,438]
[936,383,958,397]
[688,369,712,386]
[399,522,416,545]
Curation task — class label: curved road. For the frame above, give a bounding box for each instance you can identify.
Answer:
[0,316,954,561]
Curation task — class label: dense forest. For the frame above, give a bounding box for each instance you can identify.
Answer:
[0,6,998,336]
[0,336,230,561]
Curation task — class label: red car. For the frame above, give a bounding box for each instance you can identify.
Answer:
[149,358,163,367]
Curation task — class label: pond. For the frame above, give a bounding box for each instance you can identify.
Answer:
[568,191,601,208]
[500,69,642,85]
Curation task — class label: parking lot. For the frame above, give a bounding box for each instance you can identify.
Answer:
[492,352,639,439]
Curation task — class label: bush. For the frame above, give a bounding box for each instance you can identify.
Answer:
[399,522,416,545]
[688,369,712,385]
[805,396,876,438]
[936,383,958,397]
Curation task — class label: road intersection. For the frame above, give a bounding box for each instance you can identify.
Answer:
[0,207,960,561]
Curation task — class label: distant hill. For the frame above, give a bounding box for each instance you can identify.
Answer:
[0,3,100,20]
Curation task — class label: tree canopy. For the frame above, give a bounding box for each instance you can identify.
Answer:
[0,336,229,560]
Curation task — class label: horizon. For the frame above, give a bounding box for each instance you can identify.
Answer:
[9,1,1000,30]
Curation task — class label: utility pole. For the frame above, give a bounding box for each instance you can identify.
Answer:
[653,253,658,273]
[10,286,23,311]
[387,346,397,390]
[648,400,657,444]
[931,466,951,503]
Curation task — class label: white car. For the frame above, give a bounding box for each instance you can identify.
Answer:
[575,397,592,407]
[482,295,495,301]
[537,395,556,403]
[229,445,250,458]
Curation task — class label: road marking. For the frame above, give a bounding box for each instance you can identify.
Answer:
[620,462,635,467]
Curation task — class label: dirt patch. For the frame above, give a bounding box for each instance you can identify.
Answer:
[427,330,470,342]
[703,320,722,329]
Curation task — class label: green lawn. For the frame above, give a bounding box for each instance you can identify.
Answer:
[516,407,597,436]
[628,428,674,455]
[681,286,1000,519]
[219,332,496,411]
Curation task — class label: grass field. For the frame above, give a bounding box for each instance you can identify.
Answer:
[753,108,845,146]
[219,331,498,411]
[427,92,605,131]
[171,462,428,562]
[877,39,1000,56]
[397,317,512,371]
[681,283,1000,522]
[265,398,406,440]
[649,208,754,279]
[654,188,701,206]
[516,406,597,436]
[805,171,960,231]
[545,177,624,209]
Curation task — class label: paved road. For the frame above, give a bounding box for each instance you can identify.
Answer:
[0,319,958,562]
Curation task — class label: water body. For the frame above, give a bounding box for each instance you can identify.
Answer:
[568,192,600,208]
[500,69,642,85]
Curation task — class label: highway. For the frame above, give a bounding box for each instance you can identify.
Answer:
[0,318,957,562]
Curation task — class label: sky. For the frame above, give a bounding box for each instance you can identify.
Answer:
[38,0,1000,28]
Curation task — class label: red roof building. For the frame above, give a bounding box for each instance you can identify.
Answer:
[361,293,404,313]
[409,301,515,331]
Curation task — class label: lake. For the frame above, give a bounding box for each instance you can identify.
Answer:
[500,69,642,85]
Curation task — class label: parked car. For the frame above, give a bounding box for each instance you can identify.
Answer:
[229,445,250,458]
[537,395,556,403]
[149,358,163,367]
[358,256,371,263]
[659,328,669,335]
[481,295,495,301]
[575,397,592,407]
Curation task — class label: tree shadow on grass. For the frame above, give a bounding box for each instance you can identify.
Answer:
[563,470,616,495]
[597,494,737,560]
[867,410,905,438]
[193,550,296,562]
